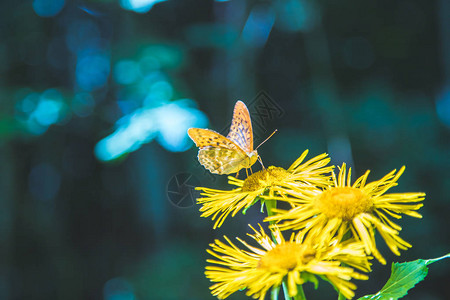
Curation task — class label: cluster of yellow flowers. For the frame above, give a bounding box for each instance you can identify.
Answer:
[196,150,425,299]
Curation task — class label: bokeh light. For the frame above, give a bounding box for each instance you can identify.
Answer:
[143,80,173,105]
[155,100,207,152]
[242,5,275,48]
[16,89,69,135]
[114,60,141,85]
[94,100,208,161]
[65,20,101,54]
[274,0,319,32]
[436,87,450,128]
[103,278,135,300]
[119,0,167,14]
[32,0,65,17]
[95,109,157,162]
[76,54,110,91]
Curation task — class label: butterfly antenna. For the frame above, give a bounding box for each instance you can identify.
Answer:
[255,129,278,150]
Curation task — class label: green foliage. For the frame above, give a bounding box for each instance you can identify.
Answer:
[358,254,450,300]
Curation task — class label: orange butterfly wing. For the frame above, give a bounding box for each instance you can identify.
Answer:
[226,100,254,153]
[187,128,241,151]
[197,148,249,174]
[187,128,249,174]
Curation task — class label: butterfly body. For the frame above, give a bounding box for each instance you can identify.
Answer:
[188,101,258,175]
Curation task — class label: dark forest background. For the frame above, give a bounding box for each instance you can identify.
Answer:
[0,0,449,299]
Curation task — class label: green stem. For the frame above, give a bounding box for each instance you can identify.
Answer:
[268,199,305,300]
[265,199,277,218]
[282,282,307,300]
[338,291,346,300]
[264,199,278,242]
[294,285,306,300]
[271,285,280,300]
[282,282,290,300]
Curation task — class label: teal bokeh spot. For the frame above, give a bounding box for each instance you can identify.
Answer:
[114,60,141,85]
[76,54,110,91]
[119,0,166,13]
[32,0,65,17]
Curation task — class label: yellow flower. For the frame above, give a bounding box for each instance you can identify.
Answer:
[196,150,333,229]
[265,163,425,264]
[206,224,370,300]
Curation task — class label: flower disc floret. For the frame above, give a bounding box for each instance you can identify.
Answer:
[258,242,315,272]
[315,187,373,221]
[242,167,290,192]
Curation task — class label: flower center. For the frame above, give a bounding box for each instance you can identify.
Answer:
[314,187,373,221]
[242,166,290,192]
[258,242,315,272]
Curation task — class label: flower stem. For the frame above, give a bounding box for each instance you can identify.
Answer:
[294,285,307,300]
[264,199,278,242]
[338,291,346,300]
[282,282,307,300]
[282,282,290,300]
[267,199,296,300]
[271,285,280,300]
[265,199,277,218]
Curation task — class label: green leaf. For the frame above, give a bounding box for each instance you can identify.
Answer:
[303,273,319,289]
[359,253,450,300]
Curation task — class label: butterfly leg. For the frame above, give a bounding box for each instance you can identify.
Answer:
[258,155,265,169]
[235,170,240,178]
[245,168,249,177]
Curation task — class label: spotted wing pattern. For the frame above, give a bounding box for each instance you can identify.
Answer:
[187,128,241,151]
[188,127,248,174]
[198,148,248,174]
[226,100,254,153]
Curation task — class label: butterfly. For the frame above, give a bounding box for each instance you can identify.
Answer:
[188,101,260,176]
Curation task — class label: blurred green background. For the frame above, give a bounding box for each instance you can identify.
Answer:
[1,0,449,299]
